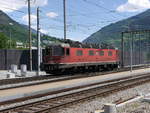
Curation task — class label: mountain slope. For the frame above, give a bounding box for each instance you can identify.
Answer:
[83,9,150,47]
[0,10,60,46]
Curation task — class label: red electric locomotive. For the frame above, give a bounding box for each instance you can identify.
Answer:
[42,42,119,74]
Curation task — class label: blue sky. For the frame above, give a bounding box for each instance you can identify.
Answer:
[1,0,150,41]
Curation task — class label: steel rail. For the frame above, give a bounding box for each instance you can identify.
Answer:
[1,73,150,113]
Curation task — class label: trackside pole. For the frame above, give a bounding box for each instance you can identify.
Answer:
[37,7,41,76]
[28,0,32,71]
[130,32,133,72]
[63,0,67,40]
[121,32,124,68]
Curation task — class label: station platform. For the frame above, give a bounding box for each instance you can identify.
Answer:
[0,68,150,103]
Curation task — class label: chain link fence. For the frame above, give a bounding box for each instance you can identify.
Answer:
[121,30,150,67]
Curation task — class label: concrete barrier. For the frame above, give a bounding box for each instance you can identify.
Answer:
[6,72,15,78]
[104,103,117,113]
[142,98,150,103]
[95,110,104,113]
[11,65,17,74]
[21,65,27,76]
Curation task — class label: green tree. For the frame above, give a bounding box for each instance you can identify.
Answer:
[0,32,8,49]
[11,40,16,49]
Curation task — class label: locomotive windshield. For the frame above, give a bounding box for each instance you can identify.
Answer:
[46,46,65,56]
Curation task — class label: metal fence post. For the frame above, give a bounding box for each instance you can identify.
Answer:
[130,32,133,72]
[121,32,124,68]
[5,49,8,70]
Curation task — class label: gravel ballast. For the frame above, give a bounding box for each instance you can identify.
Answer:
[53,82,150,113]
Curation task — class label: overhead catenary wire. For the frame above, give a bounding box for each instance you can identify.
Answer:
[0,1,27,13]
[0,0,131,40]
[39,1,117,31]
[82,0,127,18]
[0,7,26,14]
[63,0,126,32]
[38,0,122,35]
[40,8,117,31]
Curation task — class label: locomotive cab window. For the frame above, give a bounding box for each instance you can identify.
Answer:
[108,51,112,56]
[99,51,104,56]
[52,46,65,56]
[89,50,94,56]
[66,48,70,56]
[45,47,52,56]
[76,50,83,56]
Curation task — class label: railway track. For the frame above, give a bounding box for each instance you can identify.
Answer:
[0,65,148,90]
[1,73,150,113]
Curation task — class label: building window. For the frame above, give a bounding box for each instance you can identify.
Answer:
[89,50,94,56]
[76,50,83,56]
[66,48,70,56]
[108,51,112,56]
[99,51,104,56]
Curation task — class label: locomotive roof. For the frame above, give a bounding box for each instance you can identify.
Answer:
[47,42,115,49]
[63,39,115,49]
[47,43,70,47]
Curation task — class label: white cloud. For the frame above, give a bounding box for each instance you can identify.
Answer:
[46,12,58,18]
[30,25,49,34]
[30,25,37,30]
[67,37,83,42]
[22,15,48,34]
[40,29,48,34]
[0,0,48,12]
[31,0,48,7]
[22,14,37,24]
[117,0,150,12]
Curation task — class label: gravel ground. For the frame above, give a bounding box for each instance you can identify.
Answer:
[52,82,150,113]
[118,101,150,113]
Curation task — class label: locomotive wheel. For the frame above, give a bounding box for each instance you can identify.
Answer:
[46,69,64,75]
